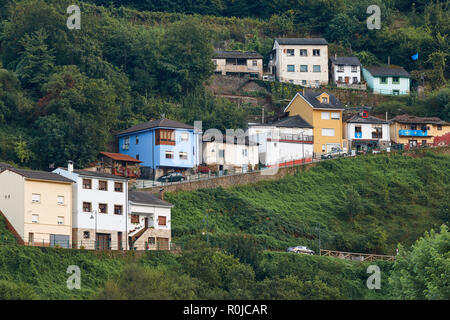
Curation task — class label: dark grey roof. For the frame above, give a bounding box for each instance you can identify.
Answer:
[213,50,263,59]
[72,169,129,180]
[275,38,328,46]
[129,191,173,207]
[117,118,194,136]
[301,91,344,110]
[4,168,74,183]
[346,114,388,124]
[390,114,448,125]
[270,115,313,128]
[364,66,410,78]
[0,162,14,171]
[330,56,361,66]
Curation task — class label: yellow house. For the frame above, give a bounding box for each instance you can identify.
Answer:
[389,114,450,148]
[0,168,73,247]
[284,91,345,154]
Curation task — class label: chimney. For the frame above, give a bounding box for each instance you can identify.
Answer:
[68,160,74,173]
[159,188,165,201]
[334,53,337,60]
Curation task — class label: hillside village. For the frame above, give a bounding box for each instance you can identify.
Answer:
[0,0,449,302]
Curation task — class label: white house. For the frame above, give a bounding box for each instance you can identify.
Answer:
[344,111,391,152]
[248,115,314,167]
[330,56,363,87]
[268,38,329,87]
[54,162,129,250]
[202,134,259,173]
[128,191,173,251]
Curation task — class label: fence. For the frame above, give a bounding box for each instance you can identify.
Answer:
[320,249,395,261]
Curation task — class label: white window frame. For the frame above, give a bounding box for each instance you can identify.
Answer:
[331,112,340,120]
[321,112,330,120]
[313,65,321,73]
[180,132,189,141]
[322,128,335,137]
[165,151,174,159]
[57,196,64,205]
[179,152,188,160]
[300,49,308,56]
[57,216,64,225]
[32,214,39,223]
[32,193,41,203]
[300,65,308,72]
[287,64,295,72]
[286,49,295,56]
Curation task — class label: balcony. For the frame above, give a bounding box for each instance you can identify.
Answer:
[399,129,428,137]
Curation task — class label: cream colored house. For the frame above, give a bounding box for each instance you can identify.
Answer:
[212,51,263,79]
[268,38,329,86]
[0,168,73,247]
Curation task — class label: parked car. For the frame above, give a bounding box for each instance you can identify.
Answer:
[287,246,315,255]
[157,172,186,183]
[196,165,211,174]
[321,147,348,160]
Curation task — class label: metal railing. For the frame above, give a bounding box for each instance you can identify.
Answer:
[320,249,395,261]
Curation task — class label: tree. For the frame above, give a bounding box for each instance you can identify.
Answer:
[389,225,450,299]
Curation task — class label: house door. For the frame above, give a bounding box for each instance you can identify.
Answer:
[409,140,417,148]
[96,233,111,250]
[157,237,169,250]
[145,217,149,229]
[345,77,350,84]
[118,232,123,250]
[28,232,34,245]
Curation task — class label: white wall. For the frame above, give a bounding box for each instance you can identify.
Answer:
[332,65,361,84]
[128,203,171,236]
[0,170,25,238]
[346,123,390,142]
[203,141,259,168]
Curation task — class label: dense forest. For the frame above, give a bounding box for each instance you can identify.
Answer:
[0,0,448,171]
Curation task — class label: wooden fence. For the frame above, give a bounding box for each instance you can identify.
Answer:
[320,249,395,262]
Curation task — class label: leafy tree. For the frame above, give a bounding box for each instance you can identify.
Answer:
[389,225,450,299]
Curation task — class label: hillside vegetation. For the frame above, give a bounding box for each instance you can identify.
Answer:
[166,149,450,255]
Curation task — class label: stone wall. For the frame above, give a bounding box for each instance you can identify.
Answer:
[140,162,316,194]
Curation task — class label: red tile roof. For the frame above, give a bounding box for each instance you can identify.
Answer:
[99,152,142,163]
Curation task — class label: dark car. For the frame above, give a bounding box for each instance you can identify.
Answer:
[157,172,186,183]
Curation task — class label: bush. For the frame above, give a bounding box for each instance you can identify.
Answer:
[0,280,37,300]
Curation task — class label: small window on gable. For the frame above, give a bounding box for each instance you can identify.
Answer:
[322,97,328,104]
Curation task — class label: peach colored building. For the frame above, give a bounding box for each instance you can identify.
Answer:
[212,51,263,79]
[0,168,73,247]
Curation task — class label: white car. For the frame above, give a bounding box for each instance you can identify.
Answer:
[287,246,315,255]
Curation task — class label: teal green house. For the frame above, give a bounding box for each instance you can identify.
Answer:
[362,66,410,95]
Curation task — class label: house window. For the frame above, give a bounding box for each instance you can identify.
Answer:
[380,77,387,84]
[337,65,344,72]
[338,76,343,82]
[99,203,107,214]
[82,179,92,189]
[355,126,362,133]
[302,80,307,85]
[156,129,175,145]
[57,216,64,225]
[300,65,308,72]
[393,90,400,96]
[165,151,174,159]
[83,231,90,239]
[351,65,358,72]
[148,237,155,245]
[57,196,64,205]
[352,77,358,83]
[136,154,139,160]
[32,214,39,223]
[114,182,123,192]
[179,152,188,160]
[322,97,328,104]
[437,125,442,131]
[286,49,295,56]
[321,112,330,120]
[181,132,189,141]
[313,49,320,56]
[322,128,335,137]
[32,193,41,203]
[287,65,295,72]
[158,216,167,226]
[135,136,139,144]
[300,49,307,56]
[123,137,130,150]
[322,144,326,152]
[313,65,321,72]
[219,149,225,158]
[392,77,400,84]
[372,127,383,139]
[242,149,248,156]
[331,112,340,120]
[83,202,91,212]
[114,205,123,215]
[131,215,139,224]
[252,60,257,66]
[98,180,108,191]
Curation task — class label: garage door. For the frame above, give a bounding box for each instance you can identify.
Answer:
[50,234,70,248]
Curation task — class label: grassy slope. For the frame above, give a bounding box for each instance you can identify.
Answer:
[167,149,450,255]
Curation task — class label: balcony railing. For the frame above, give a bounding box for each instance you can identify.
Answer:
[399,129,428,137]
[268,134,314,143]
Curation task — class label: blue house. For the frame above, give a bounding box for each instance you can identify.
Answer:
[116,118,200,179]
[362,66,410,95]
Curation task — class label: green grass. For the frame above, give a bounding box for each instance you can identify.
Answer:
[166,150,450,255]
